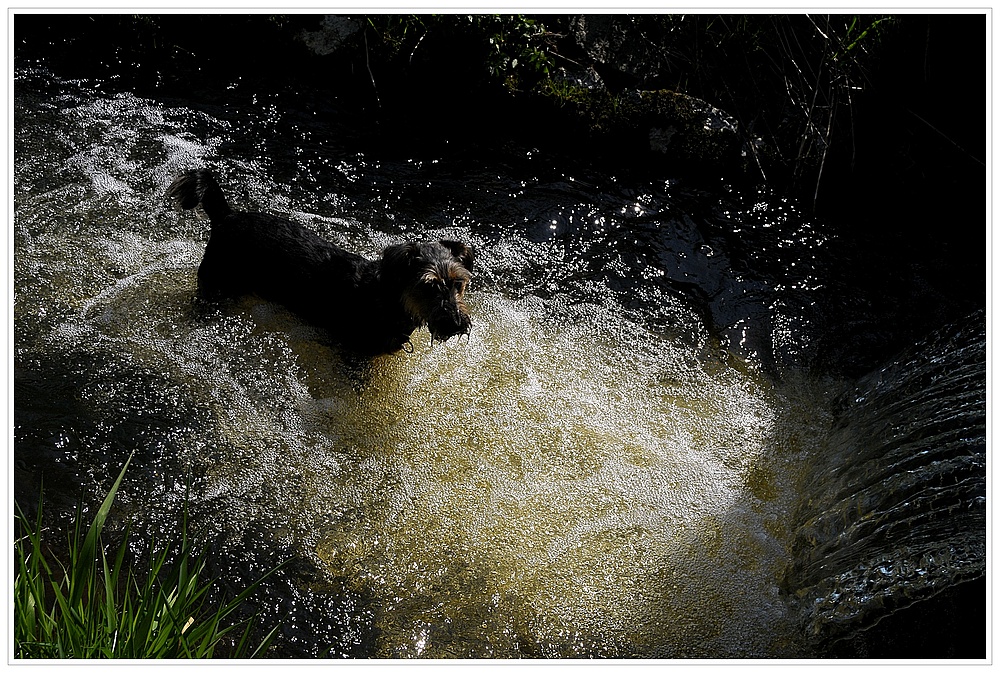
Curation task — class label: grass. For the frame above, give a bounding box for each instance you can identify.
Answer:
[14,452,282,658]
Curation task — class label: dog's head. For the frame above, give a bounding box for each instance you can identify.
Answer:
[381,239,475,343]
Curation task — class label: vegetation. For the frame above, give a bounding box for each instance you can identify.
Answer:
[17,13,977,212]
[666,15,897,199]
[360,14,897,200]
[365,15,559,92]
[14,454,280,659]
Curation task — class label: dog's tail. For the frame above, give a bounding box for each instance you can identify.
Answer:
[166,169,232,220]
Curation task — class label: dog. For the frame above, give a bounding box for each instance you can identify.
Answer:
[166,169,474,355]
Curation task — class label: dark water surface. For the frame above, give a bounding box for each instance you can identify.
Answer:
[12,67,984,658]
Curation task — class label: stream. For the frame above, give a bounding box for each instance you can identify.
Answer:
[12,66,985,658]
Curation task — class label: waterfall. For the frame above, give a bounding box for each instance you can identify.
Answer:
[782,310,986,651]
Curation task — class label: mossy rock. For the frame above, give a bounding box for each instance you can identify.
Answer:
[621,90,742,166]
[532,79,745,172]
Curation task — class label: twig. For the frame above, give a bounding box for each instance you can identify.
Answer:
[364,29,381,109]
[906,108,986,167]
[409,31,426,64]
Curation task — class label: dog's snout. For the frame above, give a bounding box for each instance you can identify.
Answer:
[441,296,462,317]
[428,302,472,342]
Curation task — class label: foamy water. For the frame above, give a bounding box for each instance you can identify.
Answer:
[14,69,844,657]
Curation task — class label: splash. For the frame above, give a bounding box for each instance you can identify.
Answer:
[14,70,848,658]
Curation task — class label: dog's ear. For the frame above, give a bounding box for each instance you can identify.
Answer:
[439,240,475,273]
[380,242,421,283]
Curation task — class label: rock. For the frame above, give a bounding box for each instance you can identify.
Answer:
[550,66,605,93]
[568,15,672,90]
[634,90,740,163]
[537,85,742,170]
[299,15,363,56]
[556,16,750,171]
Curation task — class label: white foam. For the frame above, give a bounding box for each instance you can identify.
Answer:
[13,78,835,656]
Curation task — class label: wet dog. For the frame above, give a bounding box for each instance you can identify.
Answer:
[167,169,474,355]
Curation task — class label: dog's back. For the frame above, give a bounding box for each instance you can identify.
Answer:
[167,169,365,312]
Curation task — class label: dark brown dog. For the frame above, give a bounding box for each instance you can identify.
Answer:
[167,169,474,355]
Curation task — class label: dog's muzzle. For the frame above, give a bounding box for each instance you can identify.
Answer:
[428,306,472,343]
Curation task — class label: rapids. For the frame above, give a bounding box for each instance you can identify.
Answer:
[12,67,984,658]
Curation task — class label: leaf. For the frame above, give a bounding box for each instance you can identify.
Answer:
[69,452,134,610]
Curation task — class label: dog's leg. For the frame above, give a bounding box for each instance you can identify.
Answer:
[195,239,241,299]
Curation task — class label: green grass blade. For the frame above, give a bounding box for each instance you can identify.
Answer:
[14,451,284,659]
[69,451,135,607]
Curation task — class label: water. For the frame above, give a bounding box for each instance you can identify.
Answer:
[783,310,986,649]
[12,68,983,658]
